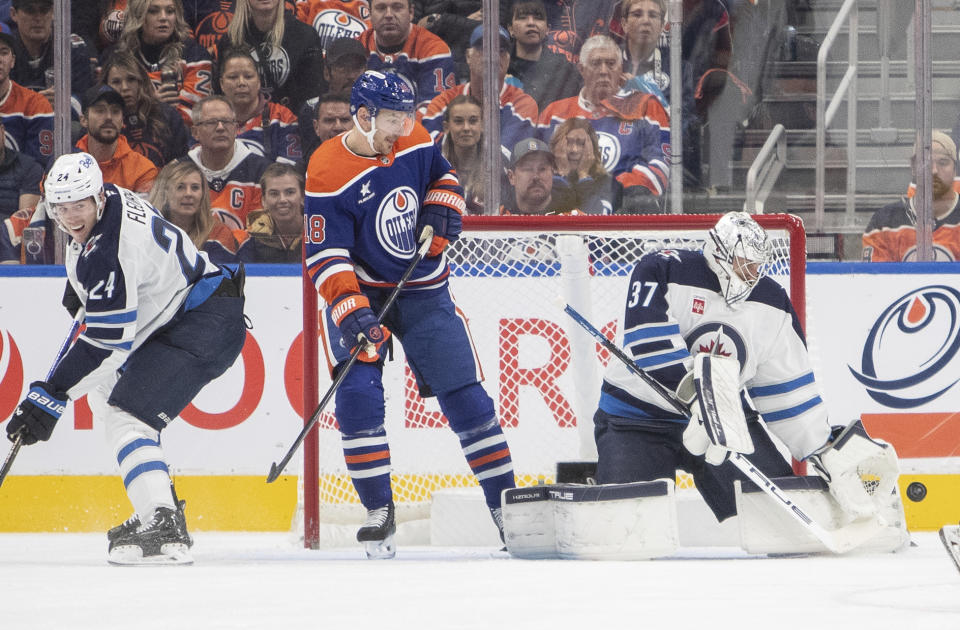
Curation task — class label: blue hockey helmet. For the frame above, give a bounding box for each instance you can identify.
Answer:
[350,70,416,119]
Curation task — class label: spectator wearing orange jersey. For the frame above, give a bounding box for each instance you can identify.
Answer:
[76,85,159,194]
[862,131,960,262]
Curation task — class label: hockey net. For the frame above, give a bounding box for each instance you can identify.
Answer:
[299,214,806,547]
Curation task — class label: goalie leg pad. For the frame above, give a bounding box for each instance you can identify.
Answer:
[736,475,909,555]
[502,481,679,560]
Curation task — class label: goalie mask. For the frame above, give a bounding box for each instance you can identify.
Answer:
[703,212,771,306]
[350,70,416,152]
[44,152,106,234]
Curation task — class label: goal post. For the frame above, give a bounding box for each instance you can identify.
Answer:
[300,213,807,548]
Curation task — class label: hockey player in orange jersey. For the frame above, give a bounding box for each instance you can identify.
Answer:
[304,71,515,558]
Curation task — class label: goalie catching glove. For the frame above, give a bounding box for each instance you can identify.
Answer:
[808,419,899,520]
[678,353,754,466]
[331,294,391,362]
[6,381,68,445]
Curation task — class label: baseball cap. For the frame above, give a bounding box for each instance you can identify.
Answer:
[325,37,367,66]
[11,0,53,10]
[469,25,511,50]
[82,85,125,112]
[0,22,15,52]
[510,137,556,168]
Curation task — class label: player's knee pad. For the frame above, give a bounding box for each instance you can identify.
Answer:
[437,383,495,435]
[335,362,386,434]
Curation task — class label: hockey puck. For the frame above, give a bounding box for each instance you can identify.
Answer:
[906,481,927,502]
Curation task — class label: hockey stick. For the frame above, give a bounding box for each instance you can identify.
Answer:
[558,299,879,554]
[0,309,84,490]
[940,524,960,574]
[267,227,435,483]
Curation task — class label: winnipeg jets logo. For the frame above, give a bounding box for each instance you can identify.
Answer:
[657,249,682,262]
[359,181,374,204]
[376,186,418,258]
[686,323,746,369]
[82,234,103,257]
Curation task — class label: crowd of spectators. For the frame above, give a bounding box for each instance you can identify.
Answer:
[6,0,908,263]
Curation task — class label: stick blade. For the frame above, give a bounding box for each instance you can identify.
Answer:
[266,463,282,483]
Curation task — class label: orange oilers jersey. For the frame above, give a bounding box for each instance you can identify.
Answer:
[539,91,670,196]
[304,123,463,307]
[862,196,960,262]
[76,135,160,194]
[185,142,271,230]
[358,24,456,109]
[296,0,369,52]
[0,81,54,165]
[143,40,215,126]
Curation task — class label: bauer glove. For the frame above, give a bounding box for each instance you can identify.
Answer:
[7,381,68,445]
[331,294,391,362]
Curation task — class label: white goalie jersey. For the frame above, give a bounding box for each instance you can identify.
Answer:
[599,248,833,460]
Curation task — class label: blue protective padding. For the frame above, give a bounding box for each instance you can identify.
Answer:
[334,362,386,434]
[437,382,496,434]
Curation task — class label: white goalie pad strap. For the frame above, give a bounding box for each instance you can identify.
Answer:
[941,525,960,574]
[502,481,679,560]
[810,419,900,520]
[681,354,753,465]
[736,476,909,555]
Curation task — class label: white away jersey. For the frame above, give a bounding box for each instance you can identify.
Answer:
[600,248,832,460]
[51,184,222,398]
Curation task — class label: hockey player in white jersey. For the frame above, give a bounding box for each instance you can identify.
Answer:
[593,212,899,526]
[5,152,247,565]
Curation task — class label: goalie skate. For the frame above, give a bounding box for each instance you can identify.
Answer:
[357,502,396,559]
[108,506,194,566]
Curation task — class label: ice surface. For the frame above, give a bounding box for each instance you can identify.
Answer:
[1,532,957,630]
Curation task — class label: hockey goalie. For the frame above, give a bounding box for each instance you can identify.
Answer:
[503,212,909,559]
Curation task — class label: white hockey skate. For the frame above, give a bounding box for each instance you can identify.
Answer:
[108,506,194,566]
[357,502,396,559]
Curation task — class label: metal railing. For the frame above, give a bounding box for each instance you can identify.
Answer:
[744,124,786,213]
[815,0,859,231]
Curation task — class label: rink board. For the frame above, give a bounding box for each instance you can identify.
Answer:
[0,263,958,532]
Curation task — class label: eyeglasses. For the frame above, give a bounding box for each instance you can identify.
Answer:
[195,119,239,130]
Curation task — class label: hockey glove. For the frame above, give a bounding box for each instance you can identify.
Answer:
[331,294,391,362]
[808,419,899,520]
[6,381,68,445]
[418,202,463,257]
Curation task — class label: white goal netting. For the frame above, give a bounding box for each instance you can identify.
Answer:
[299,214,806,547]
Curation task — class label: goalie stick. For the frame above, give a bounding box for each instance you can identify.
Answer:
[266,227,435,483]
[0,309,84,490]
[558,299,881,554]
[940,524,960,574]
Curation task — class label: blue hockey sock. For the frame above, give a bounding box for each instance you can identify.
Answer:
[341,427,393,510]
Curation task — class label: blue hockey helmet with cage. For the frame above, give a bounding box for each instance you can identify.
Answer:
[350,70,416,118]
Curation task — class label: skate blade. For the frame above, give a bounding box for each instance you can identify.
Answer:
[108,543,194,566]
[363,535,396,560]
